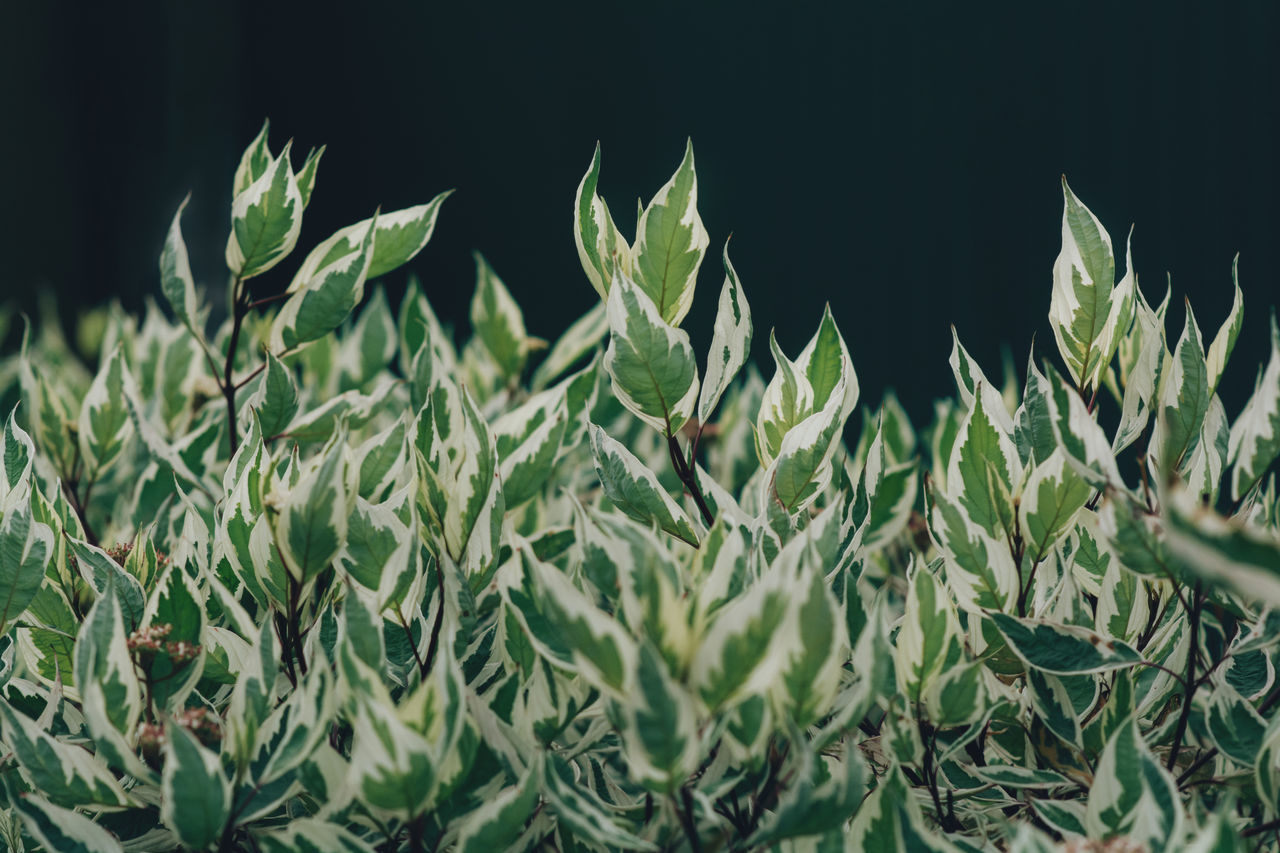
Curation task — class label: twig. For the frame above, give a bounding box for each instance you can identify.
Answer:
[421,558,447,676]
[1166,582,1204,771]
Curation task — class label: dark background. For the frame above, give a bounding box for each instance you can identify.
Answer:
[3,2,1278,425]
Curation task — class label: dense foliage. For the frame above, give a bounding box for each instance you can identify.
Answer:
[1,122,1279,851]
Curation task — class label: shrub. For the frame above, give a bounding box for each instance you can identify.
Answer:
[0,121,1279,852]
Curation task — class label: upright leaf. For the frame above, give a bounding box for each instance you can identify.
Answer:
[603,271,699,435]
[631,139,708,326]
[697,241,753,425]
[226,140,303,279]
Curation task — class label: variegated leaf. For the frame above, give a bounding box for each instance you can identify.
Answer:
[631,139,708,326]
[226,140,303,278]
[895,561,963,703]
[161,723,231,850]
[1085,715,1183,850]
[928,486,1017,613]
[1153,302,1211,473]
[1229,312,1280,500]
[270,213,377,351]
[1019,448,1093,563]
[697,241,753,425]
[530,301,608,390]
[1049,178,1136,391]
[10,789,126,853]
[471,253,529,380]
[589,423,699,546]
[947,384,1019,540]
[275,432,349,585]
[1205,254,1244,396]
[573,143,633,301]
[987,612,1143,675]
[0,701,132,807]
[159,193,199,331]
[602,271,699,435]
[77,344,133,477]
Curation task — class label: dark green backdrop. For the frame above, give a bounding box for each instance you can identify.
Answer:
[4,1,1278,424]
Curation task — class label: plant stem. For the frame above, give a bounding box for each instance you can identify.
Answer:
[421,558,447,676]
[397,604,429,680]
[1167,581,1203,771]
[667,432,714,528]
[407,814,425,853]
[223,275,246,456]
[675,788,702,853]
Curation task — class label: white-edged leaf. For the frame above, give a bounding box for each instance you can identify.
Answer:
[161,723,231,851]
[697,241,753,425]
[159,193,199,330]
[589,423,698,546]
[631,138,708,327]
[1229,312,1280,500]
[602,271,699,435]
[226,140,303,278]
[573,143,633,301]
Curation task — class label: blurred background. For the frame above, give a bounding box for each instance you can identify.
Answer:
[3,1,1278,425]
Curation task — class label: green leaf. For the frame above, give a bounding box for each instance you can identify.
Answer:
[293,144,325,209]
[365,194,451,280]
[972,764,1072,789]
[988,612,1143,675]
[602,271,699,435]
[471,253,529,380]
[542,755,658,851]
[454,760,539,853]
[616,642,701,791]
[231,119,272,196]
[0,701,132,808]
[946,385,1018,540]
[161,723,231,850]
[1205,254,1244,397]
[928,486,1016,613]
[691,563,792,711]
[160,193,200,331]
[251,351,299,438]
[1085,715,1183,850]
[1019,448,1092,563]
[894,562,963,702]
[1042,361,1121,488]
[631,139,708,326]
[413,379,500,565]
[1049,178,1135,390]
[774,565,848,726]
[226,139,303,278]
[494,389,567,509]
[140,561,207,710]
[0,495,53,634]
[588,423,698,546]
[1204,680,1266,766]
[697,241,753,425]
[276,432,349,585]
[1112,286,1168,454]
[270,212,377,351]
[951,327,1015,435]
[523,550,637,697]
[1229,312,1280,500]
[343,285,398,387]
[573,143,633,301]
[9,786,126,853]
[77,344,133,478]
[1155,301,1211,471]
[73,584,143,736]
